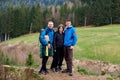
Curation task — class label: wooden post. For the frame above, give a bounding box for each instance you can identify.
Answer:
[84,16,87,26]
[5,33,7,41]
[29,23,32,34]
[110,17,112,25]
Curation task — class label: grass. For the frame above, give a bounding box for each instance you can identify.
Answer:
[74,24,120,64]
[2,24,120,64]
[3,33,39,44]
[77,66,99,76]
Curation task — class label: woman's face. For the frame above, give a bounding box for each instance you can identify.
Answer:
[59,26,63,32]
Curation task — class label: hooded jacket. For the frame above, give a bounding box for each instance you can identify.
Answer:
[40,27,54,46]
[64,25,77,47]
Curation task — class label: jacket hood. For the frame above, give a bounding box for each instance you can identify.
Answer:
[45,26,54,31]
[66,25,73,29]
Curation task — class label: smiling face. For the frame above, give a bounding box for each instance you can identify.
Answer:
[66,21,71,28]
[48,21,54,29]
[59,26,64,33]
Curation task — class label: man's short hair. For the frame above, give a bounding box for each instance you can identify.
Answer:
[66,19,71,22]
[48,21,54,24]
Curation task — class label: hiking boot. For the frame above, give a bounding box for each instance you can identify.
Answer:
[55,67,58,72]
[62,69,69,73]
[38,69,43,75]
[39,70,49,75]
[46,70,49,74]
[69,72,73,76]
[42,70,49,75]
[58,66,62,71]
[51,68,56,72]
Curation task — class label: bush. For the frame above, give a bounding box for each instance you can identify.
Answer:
[0,51,4,64]
[4,56,11,65]
[26,52,34,67]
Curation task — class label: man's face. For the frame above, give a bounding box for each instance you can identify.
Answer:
[48,22,54,29]
[66,21,71,27]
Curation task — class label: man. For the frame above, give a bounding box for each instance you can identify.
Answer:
[39,21,54,75]
[62,20,77,76]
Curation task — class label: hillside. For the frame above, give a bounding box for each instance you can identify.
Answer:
[0,24,120,80]
[0,24,120,64]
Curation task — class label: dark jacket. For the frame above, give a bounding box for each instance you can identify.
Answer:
[54,32,64,50]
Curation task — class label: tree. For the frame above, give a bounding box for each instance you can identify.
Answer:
[112,0,120,23]
[32,4,44,32]
[19,3,28,34]
[74,5,91,26]
[60,3,70,23]
[43,7,52,25]
[91,0,113,26]
[6,5,14,40]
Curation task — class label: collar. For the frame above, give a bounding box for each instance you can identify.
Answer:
[45,26,53,31]
[66,25,73,29]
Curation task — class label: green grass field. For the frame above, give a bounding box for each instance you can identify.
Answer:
[2,24,120,64]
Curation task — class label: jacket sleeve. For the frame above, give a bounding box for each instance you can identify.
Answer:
[53,32,57,50]
[71,28,77,46]
[39,30,48,46]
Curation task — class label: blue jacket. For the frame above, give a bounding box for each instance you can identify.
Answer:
[64,25,77,47]
[40,27,54,46]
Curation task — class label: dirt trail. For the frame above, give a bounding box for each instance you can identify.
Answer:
[40,70,107,80]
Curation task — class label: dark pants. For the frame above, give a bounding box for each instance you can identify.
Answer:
[51,47,64,69]
[39,56,49,72]
[64,46,73,73]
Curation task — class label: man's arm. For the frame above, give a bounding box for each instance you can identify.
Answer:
[40,30,48,46]
[70,28,77,49]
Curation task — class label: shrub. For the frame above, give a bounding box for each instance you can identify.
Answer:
[26,52,34,67]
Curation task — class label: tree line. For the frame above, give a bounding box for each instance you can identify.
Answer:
[0,0,120,41]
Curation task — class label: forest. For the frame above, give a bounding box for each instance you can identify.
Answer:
[0,0,120,41]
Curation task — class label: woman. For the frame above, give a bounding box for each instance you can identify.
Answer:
[51,24,64,72]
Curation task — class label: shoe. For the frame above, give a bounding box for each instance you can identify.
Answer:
[38,69,43,75]
[45,70,49,74]
[51,68,56,72]
[55,67,58,72]
[38,70,42,75]
[39,70,49,75]
[62,69,69,73]
[58,66,62,71]
[69,72,73,76]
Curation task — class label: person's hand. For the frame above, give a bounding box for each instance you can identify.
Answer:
[70,46,74,49]
[54,50,56,52]
[48,44,51,48]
